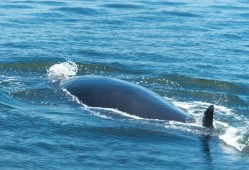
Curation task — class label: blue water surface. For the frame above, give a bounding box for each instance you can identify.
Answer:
[0,0,249,169]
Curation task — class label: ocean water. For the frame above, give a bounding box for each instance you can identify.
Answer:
[0,0,249,169]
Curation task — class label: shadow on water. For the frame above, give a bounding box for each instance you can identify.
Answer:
[200,135,212,160]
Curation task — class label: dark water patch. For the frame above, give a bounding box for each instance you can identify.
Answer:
[0,92,18,110]
[3,42,40,50]
[33,142,60,152]
[148,74,249,107]
[76,62,152,76]
[55,7,102,16]
[136,0,187,6]
[27,16,79,24]
[34,12,65,18]
[0,107,71,133]
[74,51,152,74]
[239,95,249,106]
[163,74,248,95]
[0,62,53,75]
[57,18,79,23]
[221,33,242,40]
[90,127,168,142]
[210,5,248,11]
[1,55,64,64]
[101,3,145,10]
[37,1,67,6]
[12,0,67,6]
[226,48,249,55]
[155,1,187,6]
[177,89,248,107]
[1,19,35,28]
[101,18,126,26]
[161,10,202,18]
[75,49,116,58]
[56,125,193,145]
[101,18,126,24]
[2,145,36,155]
[0,4,33,9]
[240,0,249,5]
[127,14,159,23]
[0,101,16,110]
[0,61,62,78]
[237,12,249,18]
[34,0,68,6]
[31,12,68,24]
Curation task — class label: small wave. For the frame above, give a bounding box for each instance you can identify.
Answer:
[34,12,65,18]
[0,4,33,9]
[101,3,145,10]
[140,1,187,6]
[55,7,102,16]
[238,13,249,18]
[47,61,78,81]
[0,102,15,110]
[161,10,202,18]
[0,76,19,85]
[12,0,67,6]
[210,5,248,11]
[219,127,248,151]
[34,1,67,6]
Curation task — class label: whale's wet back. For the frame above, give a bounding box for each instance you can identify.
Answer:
[61,76,194,122]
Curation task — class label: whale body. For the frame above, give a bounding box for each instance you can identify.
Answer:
[61,76,214,128]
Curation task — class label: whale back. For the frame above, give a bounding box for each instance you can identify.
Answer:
[61,76,194,122]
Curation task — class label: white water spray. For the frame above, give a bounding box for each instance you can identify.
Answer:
[47,61,78,81]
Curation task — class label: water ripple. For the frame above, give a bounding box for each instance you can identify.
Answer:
[55,7,103,16]
[0,4,33,9]
[101,3,146,10]
[12,0,67,6]
[161,10,203,18]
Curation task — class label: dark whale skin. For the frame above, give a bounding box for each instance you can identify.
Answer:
[61,76,194,122]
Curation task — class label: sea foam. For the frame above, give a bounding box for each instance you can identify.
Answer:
[47,61,78,81]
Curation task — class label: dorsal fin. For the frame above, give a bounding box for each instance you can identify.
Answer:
[202,105,214,128]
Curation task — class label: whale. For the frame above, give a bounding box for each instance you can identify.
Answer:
[60,75,214,128]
